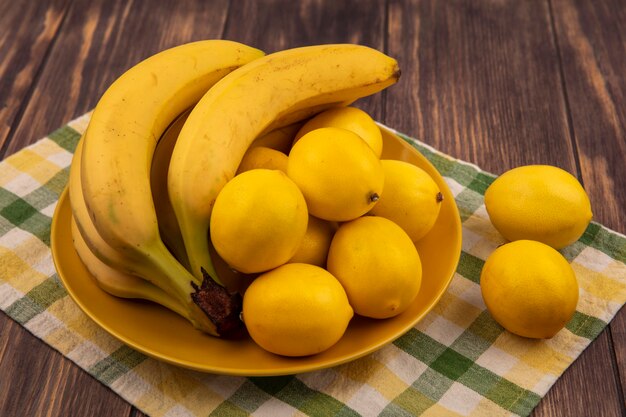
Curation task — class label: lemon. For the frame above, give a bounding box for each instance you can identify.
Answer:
[294,107,383,157]
[287,127,384,221]
[480,240,579,339]
[237,146,288,174]
[289,215,337,267]
[370,160,443,241]
[484,165,592,249]
[249,123,301,154]
[327,216,422,319]
[243,263,353,357]
[210,169,308,273]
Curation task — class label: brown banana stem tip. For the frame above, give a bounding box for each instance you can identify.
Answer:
[370,192,380,203]
[191,268,246,339]
[436,192,444,203]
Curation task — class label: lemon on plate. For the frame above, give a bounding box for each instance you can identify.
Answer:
[237,146,288,174]
[242,263,353,357]
[210,169,308,273]
[484,165,592,249]
[288,127,384,222]
[294,106,383,157]
[480,240,579,339]
[250,123,302,154]
[327,216,422,319]
[289,215,337,267]
[369,160,443,242]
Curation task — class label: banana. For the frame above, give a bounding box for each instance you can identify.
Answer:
[168,44,400,279]
[70,214,190,320]
[69,137,132,274]
[71,135,230,328]
[80,40,262,336]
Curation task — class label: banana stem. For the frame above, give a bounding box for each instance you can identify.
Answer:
[182,221,220,284]
[146,241,242,336]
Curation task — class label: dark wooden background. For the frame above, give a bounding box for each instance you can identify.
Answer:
[0,0,624,416]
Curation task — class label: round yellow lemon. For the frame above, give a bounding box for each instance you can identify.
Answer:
[484,165,592,249]
[287,127,384,221]
[327,216,422,319]
[294,107,383,157]
[370,160,443,241]
[249,123,301,154]
[210,169,308,273]
[289,215,337,267]
[243,263,353,357]
[237,146,288,174]
[480,240,579,339]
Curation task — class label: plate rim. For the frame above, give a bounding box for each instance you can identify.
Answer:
[50,127,462,376]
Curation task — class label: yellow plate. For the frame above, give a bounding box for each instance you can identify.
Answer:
[51,126,462,376]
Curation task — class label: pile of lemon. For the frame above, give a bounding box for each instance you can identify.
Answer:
[210,107,443,356]
[482,165,592,339]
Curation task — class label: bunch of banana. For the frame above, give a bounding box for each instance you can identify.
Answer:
[73,40,263,337]
[168,44,400,282]
[70,39,400,338]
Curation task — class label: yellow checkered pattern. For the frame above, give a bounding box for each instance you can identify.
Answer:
[0,114,624,417]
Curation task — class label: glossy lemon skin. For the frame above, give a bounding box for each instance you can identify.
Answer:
[484,165,592,249]
[243,263,353,357]
[237,146,288,174]
[327,216,422,319]
[370,160,442,242]
[288,127,384,222]
[289,215,337,267]
[210,169,308,273]
[480,240,579,339]
[294,107,383,157]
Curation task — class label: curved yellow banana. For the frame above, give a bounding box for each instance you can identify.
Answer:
[169,44,400,279]
[70,136,230,329]
[80,40,262,336]
[69,137,132,273]
[70,215,190,320]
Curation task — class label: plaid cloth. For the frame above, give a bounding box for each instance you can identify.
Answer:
[1,113,624,417]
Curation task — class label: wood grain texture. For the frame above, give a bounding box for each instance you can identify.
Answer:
[223,0,387,118]
[385,1,624,416]
[550,0,626,408]
[536,331,624,417]
[0,0,624,416]
[0,0,228,415]
[3,0,230,157]
[550,0,626,233]
[386,0,575,173]
[611,307,626,403]
[0,316,132,416]
[0,0,70,155]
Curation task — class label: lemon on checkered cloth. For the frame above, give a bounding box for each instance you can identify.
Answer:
[480,240,579,339]
[484,165,592,249]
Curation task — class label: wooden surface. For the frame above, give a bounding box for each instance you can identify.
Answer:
[0,0,624,415]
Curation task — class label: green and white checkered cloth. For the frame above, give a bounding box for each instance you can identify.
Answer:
[1,113,624,416]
